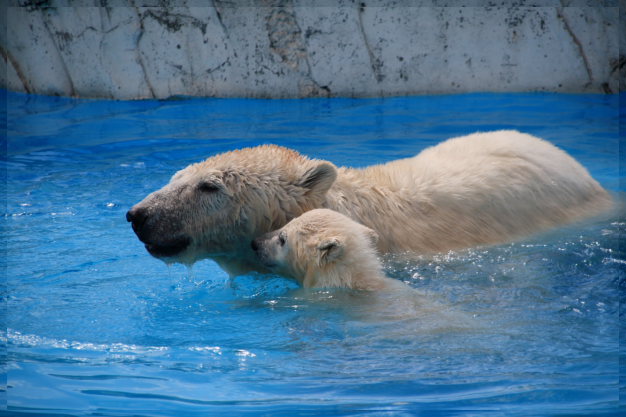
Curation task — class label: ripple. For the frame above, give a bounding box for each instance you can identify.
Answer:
[49,374,167,381]
[8,330,169,354]
[4,91,622,417]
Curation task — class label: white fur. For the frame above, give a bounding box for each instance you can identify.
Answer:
[254,209,401,290]
[326,130,612,253]
[129,130,611,274]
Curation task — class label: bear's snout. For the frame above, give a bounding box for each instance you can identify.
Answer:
[126,206,148,233]
[127,203,191,259]
[126,204,156,243]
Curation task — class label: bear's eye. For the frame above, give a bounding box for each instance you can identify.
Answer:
[278,232,286,247]
[198,182,220,193]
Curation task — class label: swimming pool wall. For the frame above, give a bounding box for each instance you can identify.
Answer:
[2,0,623,99]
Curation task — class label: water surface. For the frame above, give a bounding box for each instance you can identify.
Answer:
[3,90,624,416]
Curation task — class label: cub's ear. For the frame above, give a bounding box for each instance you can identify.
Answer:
[362,226,379,247]
[317,237,343,265]
[297,162,337,198]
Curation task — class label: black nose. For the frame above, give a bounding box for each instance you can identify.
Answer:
[126,207,148,231]
[251,239,259,251]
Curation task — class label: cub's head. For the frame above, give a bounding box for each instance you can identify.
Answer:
[127,145,336,264]
[251,209,380,288]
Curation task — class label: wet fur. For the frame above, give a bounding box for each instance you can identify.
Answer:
[129,130,612,275]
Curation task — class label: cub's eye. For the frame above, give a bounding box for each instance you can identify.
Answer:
[198,182,220,193]
[278,232,286,247]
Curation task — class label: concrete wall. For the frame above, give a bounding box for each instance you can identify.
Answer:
[1,0,623,99]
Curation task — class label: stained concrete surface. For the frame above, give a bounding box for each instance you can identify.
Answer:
[1,0,623,99]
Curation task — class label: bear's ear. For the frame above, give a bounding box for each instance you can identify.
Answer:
[317,237,344,265]
[297,162,337,198]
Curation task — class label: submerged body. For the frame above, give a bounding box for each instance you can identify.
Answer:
[127,130,611,274]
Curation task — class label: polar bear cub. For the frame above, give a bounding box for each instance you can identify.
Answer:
[252,208,405,290]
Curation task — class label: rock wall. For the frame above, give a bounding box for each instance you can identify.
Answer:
[1,0,623,99]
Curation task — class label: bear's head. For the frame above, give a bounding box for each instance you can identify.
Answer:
[251,208,381,288]
[127,145,337,267]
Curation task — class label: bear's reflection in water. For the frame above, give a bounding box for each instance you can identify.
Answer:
[228,274,477,332]
[299,286,475,329]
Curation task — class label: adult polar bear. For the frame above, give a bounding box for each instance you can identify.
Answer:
[127,130,612,275]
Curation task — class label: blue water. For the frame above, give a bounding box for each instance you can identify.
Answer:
[3,90,624,416]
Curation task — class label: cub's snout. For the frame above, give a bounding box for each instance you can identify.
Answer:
[251,231,283,269]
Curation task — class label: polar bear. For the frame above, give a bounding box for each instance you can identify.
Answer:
[127,130,611,275]
[252,208,404,290]
[252,209,473,327]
